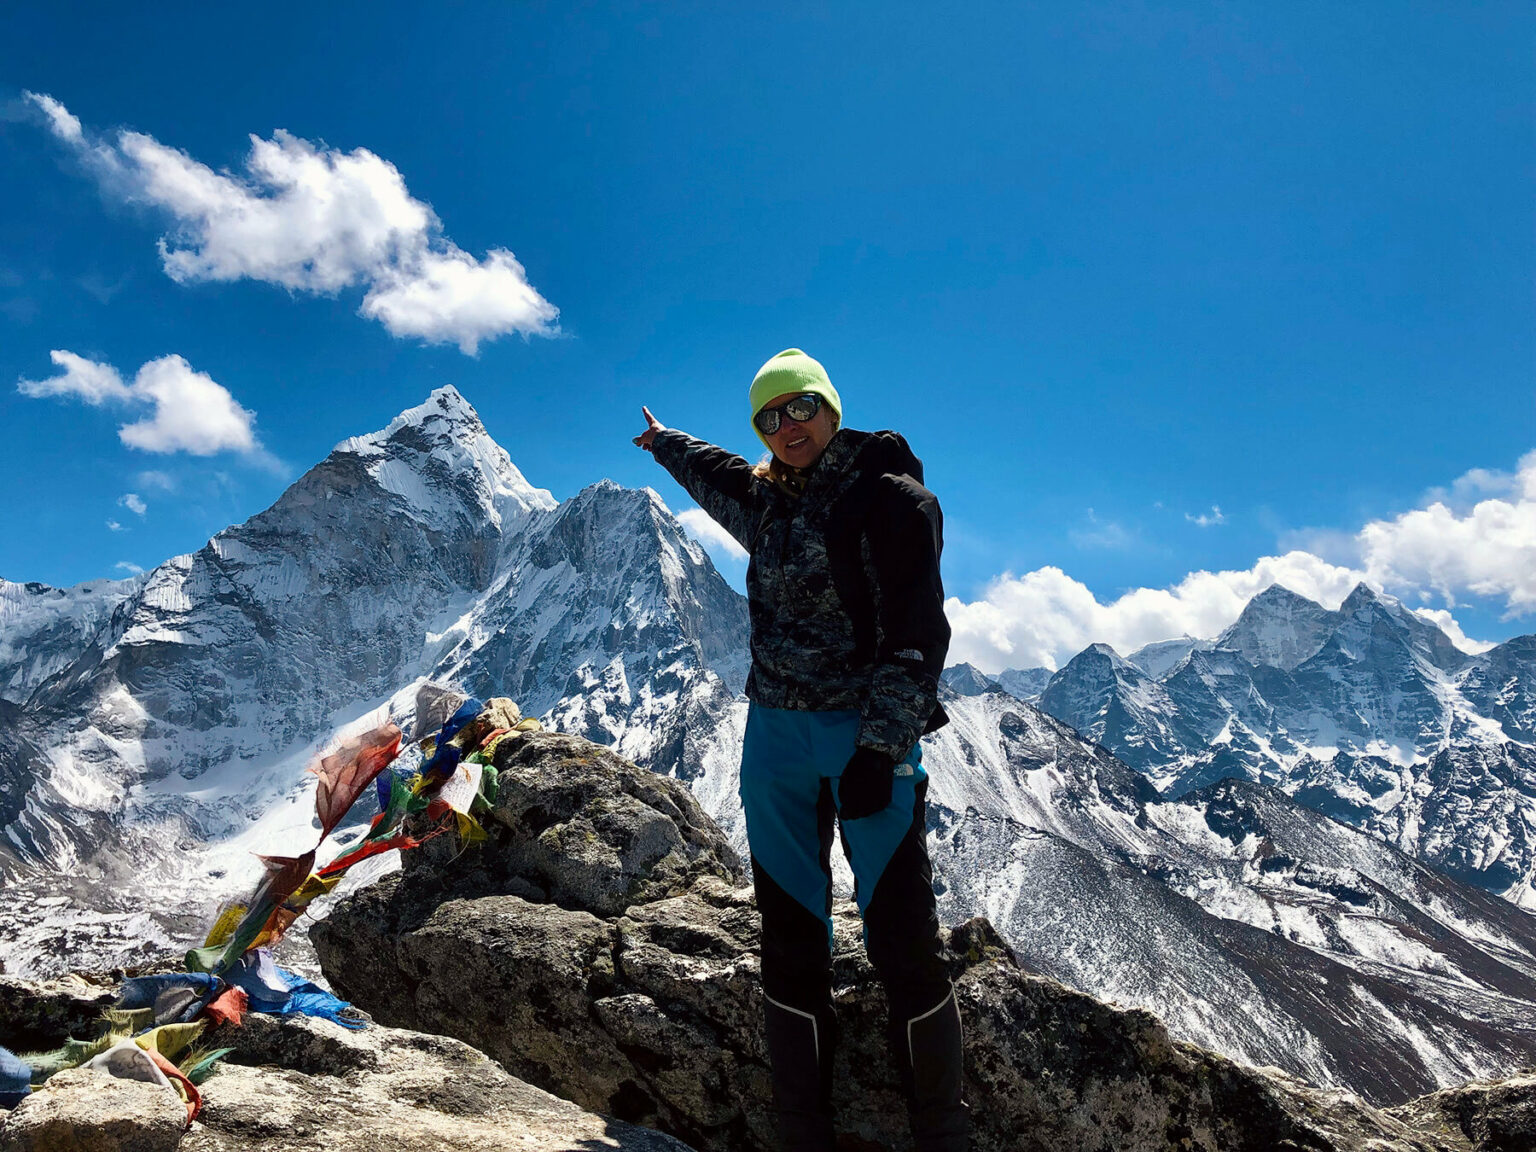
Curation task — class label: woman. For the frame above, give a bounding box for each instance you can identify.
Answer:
[634,349,967,1152]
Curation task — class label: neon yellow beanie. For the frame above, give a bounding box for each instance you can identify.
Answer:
[748,349,843,448]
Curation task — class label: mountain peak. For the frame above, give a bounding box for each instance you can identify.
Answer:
[1216,584,1337,671]
[1340,582,1387,613]
[941,662,997,696]
[336,385,485,455]
[328,387,556,526]
[1250,584,1320,610]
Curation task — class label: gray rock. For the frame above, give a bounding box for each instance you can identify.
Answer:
[0,974,115,1052]
[407,730,745,917]
[179,1013,693,1151]
[0,976,696,1151]
[0,1064,187,1152]
[316,727,1536,1152]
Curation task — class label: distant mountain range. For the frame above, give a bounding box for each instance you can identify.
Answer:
[5,389,1536,1104]
[944,583,1536,908]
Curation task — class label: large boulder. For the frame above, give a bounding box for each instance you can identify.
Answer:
[181,1013,692,1151]
[0,979,695,1151]
[402,730,745,915]
[0,974,115,1053]
[1387,1073,1536,1152]
[0,1065,186,1152]
[313,728,1536,1152]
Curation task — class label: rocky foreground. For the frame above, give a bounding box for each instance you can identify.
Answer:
[5,730,1536,1151]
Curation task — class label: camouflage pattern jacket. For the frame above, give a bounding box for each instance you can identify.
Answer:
[651,426,949,761]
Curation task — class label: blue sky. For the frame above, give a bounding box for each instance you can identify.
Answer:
[2,2,1532,669]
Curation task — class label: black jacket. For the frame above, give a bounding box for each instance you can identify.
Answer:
[651,426,949,761]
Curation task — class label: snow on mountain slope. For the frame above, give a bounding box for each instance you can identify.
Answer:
[1032,581,1536,901]
[0,576,145,704]
[6,391,1536,1105]
[921,686,1536,1103]
[0,387,747,971]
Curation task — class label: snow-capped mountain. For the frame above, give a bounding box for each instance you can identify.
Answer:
[939,662,997,696]
[1025,582,1536,904]
[0,387,746,969]
[923,684,1536,1103]
[6,389,1536,1103]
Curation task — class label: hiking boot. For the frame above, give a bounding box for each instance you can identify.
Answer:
[899,985,968,1152]
[764,993,838,1152]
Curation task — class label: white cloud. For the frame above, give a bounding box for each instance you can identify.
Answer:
[18,350,260,456]
[24,92,82,143]
[948,453,1536,672]
[361,248,559,355]
[676,508,748,563]
[119,355,256,455]
[1355,451,1536,614]
[1413,608,1495,655]
[26,92,558,354]
[135,470,176,492]
[947,552,1365,673]
[106,519,124,532]
[115,561,144,575]
[17,349,131,404]
[1186,505,1225,528]
[119,493,147,516]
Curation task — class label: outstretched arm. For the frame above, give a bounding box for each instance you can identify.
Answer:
[634,406,762,551]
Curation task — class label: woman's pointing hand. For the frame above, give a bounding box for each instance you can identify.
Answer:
[633,406,665,452]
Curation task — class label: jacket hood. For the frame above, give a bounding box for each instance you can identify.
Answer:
[830,428,925,486]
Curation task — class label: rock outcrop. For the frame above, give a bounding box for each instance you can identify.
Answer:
[312,729,1536,1152]
[0,988,692,1151]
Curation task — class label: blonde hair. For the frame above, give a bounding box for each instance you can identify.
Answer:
[750,410,841,495]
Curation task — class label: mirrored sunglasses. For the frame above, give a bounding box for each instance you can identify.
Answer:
[753,393,823,436]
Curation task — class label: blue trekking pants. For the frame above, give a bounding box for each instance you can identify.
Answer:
[740,703,956,1126]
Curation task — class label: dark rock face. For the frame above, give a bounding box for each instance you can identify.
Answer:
[312,728,1536,1152]
[1388,1074,1536,1152]
[0,975,115,1053]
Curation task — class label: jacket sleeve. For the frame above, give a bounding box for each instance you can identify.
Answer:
[856,472,951,761]
[649,428,763,552]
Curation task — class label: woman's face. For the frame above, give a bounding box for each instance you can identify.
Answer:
[762,391,837,470]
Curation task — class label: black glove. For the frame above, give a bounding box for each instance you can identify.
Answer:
[838,747,897,820]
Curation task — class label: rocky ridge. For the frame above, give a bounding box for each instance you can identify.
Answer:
[6,725,1536,1151]
[301,728,1536,1152]
[0,984,690,1152]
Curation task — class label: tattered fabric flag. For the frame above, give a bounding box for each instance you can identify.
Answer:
[200,987,249,1029]
[369,770,432,838]
[252,904,301,951]
[313,721,403,840]
[316,825,444,880]
[134,1021,208,1064]
[285,872,344,912]
[202,900,247,948]
[213,850,316,974]
[184,1046,236,1085]
[116,974,222,1026]
[83,1040,172,1089]
[144,1047,202,1124]
[225,950,366,1030]
[438,697,485,746]
[418,741,462,785]
[20,1033,117,1082]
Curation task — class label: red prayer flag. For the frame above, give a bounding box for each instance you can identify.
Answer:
[312,722,402,840]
